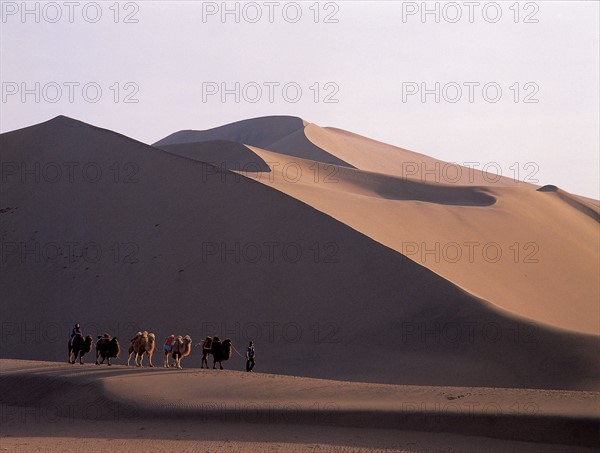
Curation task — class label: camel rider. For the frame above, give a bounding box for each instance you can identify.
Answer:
[164,335,176,352]
[246,341,255,372]
[70,323,82,345]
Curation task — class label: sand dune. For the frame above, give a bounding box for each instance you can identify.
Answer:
[225,147,600,336]
[153,115,352,167]
[157,117,599,334]
[160,140,271,172]
[153,115,306,148]
[1,360,598,452]
[306,124,533,186]
[537,185,600,222]
[159,141,496,206]
[1,115,598,394]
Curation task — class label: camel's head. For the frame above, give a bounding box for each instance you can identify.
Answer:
[183,335,192,344]
[148,333,156,342]
[142,330,148,338]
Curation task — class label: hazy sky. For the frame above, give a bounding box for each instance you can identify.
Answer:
[1,1,598,198]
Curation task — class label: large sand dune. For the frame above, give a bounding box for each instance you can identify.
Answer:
[238,147,599,335]
[156,117,599,335]
[1,116,598,393]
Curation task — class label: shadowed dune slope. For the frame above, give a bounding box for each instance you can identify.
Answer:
[261,126,354,168]
[153,115,354,168]
[153,115,305,148]
[159,140,271,172]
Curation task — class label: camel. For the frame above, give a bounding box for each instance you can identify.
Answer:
[68,334,93,364]
[163,335,192,369]
[95,334,120,365]
[127,331,156,367]
[201,336,233,369]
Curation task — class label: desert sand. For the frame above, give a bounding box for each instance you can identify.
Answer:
[1,115,598,450]
[1,359,598,452]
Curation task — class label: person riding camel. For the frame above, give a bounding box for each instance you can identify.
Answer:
[164,334,176,353]
[70,323,82,346]
[69,323,83,346]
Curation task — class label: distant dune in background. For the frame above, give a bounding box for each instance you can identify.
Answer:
[154,116,354,168]
[1,115,598,391]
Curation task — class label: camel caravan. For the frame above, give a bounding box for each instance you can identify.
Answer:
[67,324,237,370]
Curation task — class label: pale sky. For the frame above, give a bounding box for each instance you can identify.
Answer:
[1,1,598,198]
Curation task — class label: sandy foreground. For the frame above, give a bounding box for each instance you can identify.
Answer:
[1,360,598,452]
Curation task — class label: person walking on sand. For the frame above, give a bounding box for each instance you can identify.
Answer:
[246,341,255,372]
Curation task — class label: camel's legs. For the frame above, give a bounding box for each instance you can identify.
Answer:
[138,353,144,367]
[127,351,134,366]
[148,353,153,367]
